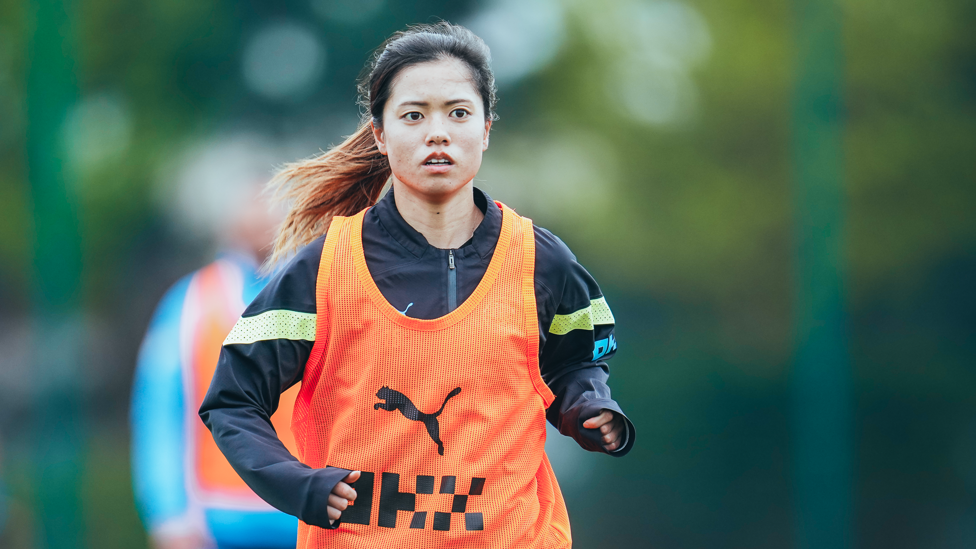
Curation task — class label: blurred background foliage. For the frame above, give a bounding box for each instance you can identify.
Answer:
[0,0,974,547]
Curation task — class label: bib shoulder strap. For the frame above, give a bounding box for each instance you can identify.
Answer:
[301,216,349,377]
[315,216,348,308]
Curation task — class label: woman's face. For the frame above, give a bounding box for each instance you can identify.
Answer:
[372,57,491,202]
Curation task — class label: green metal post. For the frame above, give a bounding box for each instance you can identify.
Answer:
[25,0,85,547]
[791,0,852,548]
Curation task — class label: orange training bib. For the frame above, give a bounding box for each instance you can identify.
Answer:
[292,203,571,548]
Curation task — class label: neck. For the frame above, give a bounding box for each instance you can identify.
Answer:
[391,179,484,249]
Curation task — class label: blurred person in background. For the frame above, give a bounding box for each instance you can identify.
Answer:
[130,141,298,549]
[200,23,635,548]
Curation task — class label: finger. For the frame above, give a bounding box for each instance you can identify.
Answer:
[585,410,613,429]
[613,417,628,438]
[582,410,614,429]
[344,470,361,483]
[328,505,342,522]
[602,425,623,444]
[604,420,626,450]
[598,411,618,433]
[333,481,358,501]
[328,493,350,511]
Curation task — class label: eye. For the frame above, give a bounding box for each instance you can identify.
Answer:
[404,112,422,121]
[451,108,470,119]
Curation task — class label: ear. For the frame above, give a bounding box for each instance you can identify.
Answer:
[371,121,388,155]
[483,118,492,151]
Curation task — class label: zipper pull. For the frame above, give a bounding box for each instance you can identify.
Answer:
[448,249,455,270]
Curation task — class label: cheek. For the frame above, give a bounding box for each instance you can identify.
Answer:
[458,126,487,151]
[383,128,415,163]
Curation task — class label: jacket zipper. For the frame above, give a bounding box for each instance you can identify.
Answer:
[447,249,457,312]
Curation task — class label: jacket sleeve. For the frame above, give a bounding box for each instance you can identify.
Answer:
[130,276,194,532]
[534,227,636,457]
[198,238,352,529]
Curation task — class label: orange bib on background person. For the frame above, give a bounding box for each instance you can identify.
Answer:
[293,203,572,549]
[186,261,301,508]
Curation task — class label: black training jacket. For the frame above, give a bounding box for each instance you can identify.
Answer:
[199,187,635,529]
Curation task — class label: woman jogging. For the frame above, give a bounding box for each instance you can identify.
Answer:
[200,22,635,549]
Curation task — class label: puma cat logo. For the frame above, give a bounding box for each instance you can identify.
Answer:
[374,386,462,456]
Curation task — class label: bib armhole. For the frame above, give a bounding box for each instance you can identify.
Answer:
[514,209,556,408]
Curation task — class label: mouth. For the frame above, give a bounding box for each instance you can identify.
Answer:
[423,153,454,166]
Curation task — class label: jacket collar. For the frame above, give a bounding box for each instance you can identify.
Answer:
[373,186,501,261]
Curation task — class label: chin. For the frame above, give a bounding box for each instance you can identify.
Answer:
[401,174,475,198]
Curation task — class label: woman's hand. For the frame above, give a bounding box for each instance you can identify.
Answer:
[328,470,361,525]
[582,409,625,452]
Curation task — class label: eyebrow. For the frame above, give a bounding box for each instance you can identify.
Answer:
[397,99,473,108]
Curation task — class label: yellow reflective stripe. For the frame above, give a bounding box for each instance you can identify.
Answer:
[589,296,615,325]
[548,297,615,335]
[223,310,317,345]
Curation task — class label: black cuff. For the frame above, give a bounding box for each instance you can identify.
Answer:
[573,399,636,457]
[300,466,352,529]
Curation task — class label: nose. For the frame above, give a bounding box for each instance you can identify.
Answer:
[426,114,451,146]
